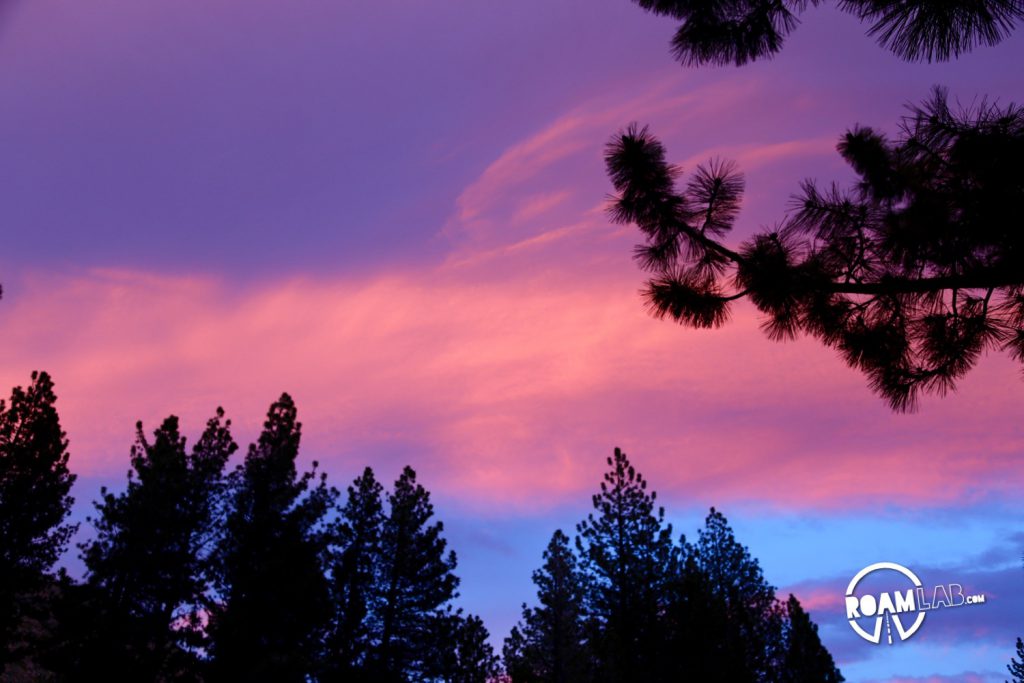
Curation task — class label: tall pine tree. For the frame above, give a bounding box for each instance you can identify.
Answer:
[574,448,678,682]
[322,466,386,681]
[0,372,76,674]
[687,508,785,682]
[426,610,499,683]
[81,410,235,680]
[210,393,335,682]
[781,595,844,683]
[503,529,588,683]
[371,466,459,682]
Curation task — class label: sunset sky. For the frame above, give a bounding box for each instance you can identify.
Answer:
[1,1,1022,680]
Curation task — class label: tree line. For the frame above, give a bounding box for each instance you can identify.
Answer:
[1,371,845,681]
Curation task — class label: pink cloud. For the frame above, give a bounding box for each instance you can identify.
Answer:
[3,67,1021,515]
[1,260,1020,513]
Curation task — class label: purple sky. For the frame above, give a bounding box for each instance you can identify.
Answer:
[1,1,1022,680]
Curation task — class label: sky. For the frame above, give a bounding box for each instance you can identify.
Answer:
[1,0,1022,679]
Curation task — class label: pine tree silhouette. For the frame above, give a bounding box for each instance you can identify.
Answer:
[1009,637,1024,683]
[0,372,76,675]
[507,449,844,682]
[426,610,499,683]
[80,410,235,680]
[689,508,785,681]
[371,466,460,681]
[631,0,1023,64]
[606,89,1024,411]
[574,448,679,682]
[322,466,386,681]
[504,530,588,683]
[210,394,335,682]
[781,595,844,683]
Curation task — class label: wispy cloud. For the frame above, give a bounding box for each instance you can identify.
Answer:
[2,264,1020,514]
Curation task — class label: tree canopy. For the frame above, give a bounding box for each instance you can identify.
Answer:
[505,447,843,683]
[632,0,1024,65]
[606,87,1024,410]
[1010,637,1024,683]
[80,411,235,679]
[0,372,76,673]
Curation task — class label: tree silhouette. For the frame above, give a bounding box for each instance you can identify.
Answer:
[210,394,336,682]
[80,411,235,679]
[631,0,1024,65]
[426,610,500,683]
[574,448,679,682]
[1010,637,1024,683]
[371,466,460,681]
[506,449,843,682]
[687,508,785,681]
[503,530,589,683]
[662,550,749,682]
[606,88,1024,410]
[322,466,387,681]
[0,372,76,674]
[781,595,844,683]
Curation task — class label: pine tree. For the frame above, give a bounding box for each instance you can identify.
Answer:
[210,393,335,682]
[504,530,588,683]
[427,611,499,683]
[688,508,784,682]
[574,448,678,682]
[781,595,843,683]
[81,410,235,680]
[630,0,1023,65]
[606,89,1024,412]
[322,466,386,681]
[0,372,76,673]
[662,549,742,682]
[372,466,460,681]
[1009,637,1024,683]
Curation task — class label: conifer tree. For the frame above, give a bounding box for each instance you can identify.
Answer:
[427,611,499,683]
[781,595,844,683]
[81,410,235,679]
[661,550,743,682]
[504,530,588,683]
[606,85,1024,411]
[0,372,76,673]
[322,466,386,681]
[689,508,785,682]
[630,0,1023,65]
[210,394,335,682]
[574,448,678,682]
[1009,637,1024,683]
[372,466,459,681]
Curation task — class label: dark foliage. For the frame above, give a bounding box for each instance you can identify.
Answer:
[426,611,500,683]
[503,530,589,683]
[782,595,844,683]
[0,375,840,681]
[684,507,786,680]
[79,411,235,679]
[575,448,678,682]
[321,465,495,683]
[606,89,1024,410]
[506,448,843,683]
[0,372,76,675]
[1010,636,1024,683]
[632,0,1024,64]
[209,394,337,682]
[323,466,387,680]
[372,466,461,681]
